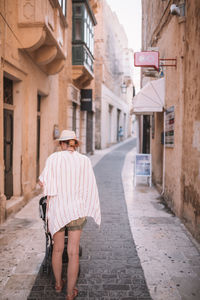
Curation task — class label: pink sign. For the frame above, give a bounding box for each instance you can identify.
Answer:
[134,51,159,71]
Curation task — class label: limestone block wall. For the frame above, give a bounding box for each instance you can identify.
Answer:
[80,111,87,154]
[142,0,184,214]
[159,17,185,216]
[0,0,70,223]
[182,1,200,241]
[94,61,103,149]
[151,112,163,186]
[101,84,129,149]
[94,0,132,149]
[142,0,200,241]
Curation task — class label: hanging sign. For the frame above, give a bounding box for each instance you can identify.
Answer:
[134,51,159,71]
[81,89,93,111]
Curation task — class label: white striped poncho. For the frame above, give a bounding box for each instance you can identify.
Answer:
[39,151,101,237]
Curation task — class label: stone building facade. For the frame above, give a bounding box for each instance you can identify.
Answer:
[0,0,99,223]
[94,0,134,149]
[140,0,200,241]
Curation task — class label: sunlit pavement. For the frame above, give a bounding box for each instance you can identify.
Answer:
[123,144,200,300]
[0,137,200,299]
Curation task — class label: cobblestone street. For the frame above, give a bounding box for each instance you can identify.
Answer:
[27,138,152,299]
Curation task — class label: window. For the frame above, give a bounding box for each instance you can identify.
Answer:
[4,78,13,105]
[75,19,82,40]
[84,9,94,55]
[75,5,82,15]
[73,3,94,55]
[37,94,41,112]
[58,0,67,16]
[72,1,95,73]
[73,4,83,41]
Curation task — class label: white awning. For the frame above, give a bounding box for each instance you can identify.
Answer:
[132,78,165,114]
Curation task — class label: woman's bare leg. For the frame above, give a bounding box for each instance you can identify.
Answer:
[52,230,65,287]
[67,230,82,296]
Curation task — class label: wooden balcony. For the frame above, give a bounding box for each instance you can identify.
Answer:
[18,0,67,75]
[72,0,96,87]
[72,43,94,87]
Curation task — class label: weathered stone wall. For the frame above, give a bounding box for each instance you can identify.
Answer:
[182,1,200,241]
[142,0,174,50]
[94,1,103,148]
[142,0,200,241]
[142,0,185,214]
[0,0,70,222]
[94,0,131,149]
[102,1,127,96]
[151,112,163,186]
[58,0,73,137]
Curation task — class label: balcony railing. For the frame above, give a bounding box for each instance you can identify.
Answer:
[72,43,94,74]
[72,0,96,86]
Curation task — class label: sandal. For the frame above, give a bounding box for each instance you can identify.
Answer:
[66,287,78,299]
[55,279,64,293]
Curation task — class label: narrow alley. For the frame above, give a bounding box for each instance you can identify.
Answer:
[1,1,200,299]
[27,138,151,299]
[1,138,200,299]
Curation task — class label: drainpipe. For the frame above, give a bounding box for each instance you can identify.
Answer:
[162,109,166,195]
[178,0,186,217]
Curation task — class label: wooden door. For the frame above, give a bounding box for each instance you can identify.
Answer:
[86,111,93,154]
[4,109,13,199]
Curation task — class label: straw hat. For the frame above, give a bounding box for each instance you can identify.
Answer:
[58,130,79,143]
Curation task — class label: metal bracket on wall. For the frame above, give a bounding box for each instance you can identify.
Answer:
[159,58,177,68]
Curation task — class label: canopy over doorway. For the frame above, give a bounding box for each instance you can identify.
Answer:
[132,78,165,114]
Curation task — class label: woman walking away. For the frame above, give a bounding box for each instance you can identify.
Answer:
[39,130,101,300]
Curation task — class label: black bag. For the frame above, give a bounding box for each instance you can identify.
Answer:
[39,196,47,221]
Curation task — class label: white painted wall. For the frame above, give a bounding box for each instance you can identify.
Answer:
[101,84,129,149]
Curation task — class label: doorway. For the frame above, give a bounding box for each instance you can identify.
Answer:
[3,77,14,199]
[36,94,41,180]
[108,105,113,144]
[143,115,150,153]
[86,111,93,154]
[72,102,77,132]
[117,109,121,141]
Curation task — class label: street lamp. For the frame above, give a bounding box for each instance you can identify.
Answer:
[120,82,127,94]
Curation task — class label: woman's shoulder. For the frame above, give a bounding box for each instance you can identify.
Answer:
[48,151,61,160]
[76,152,90,162]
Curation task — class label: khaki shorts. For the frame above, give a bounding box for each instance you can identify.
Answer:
[59,217,87,232]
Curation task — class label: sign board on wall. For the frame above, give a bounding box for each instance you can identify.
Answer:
[134,51,159,71]
[81,89,92,111]
[134,154,152,187]
[165,106,175,147]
